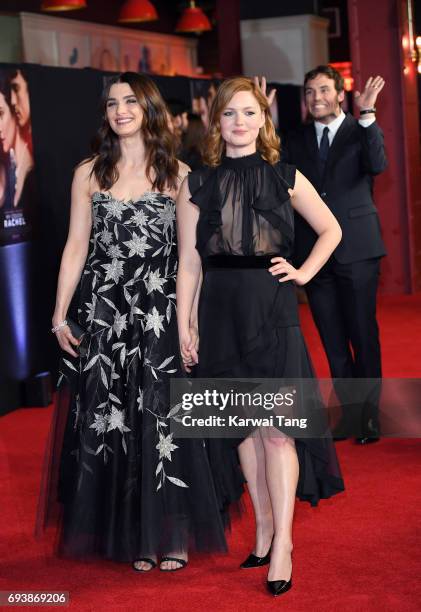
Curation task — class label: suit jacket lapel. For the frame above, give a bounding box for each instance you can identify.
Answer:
[326,113,354,167]
[315,113,355,191]
[302,116,354,189]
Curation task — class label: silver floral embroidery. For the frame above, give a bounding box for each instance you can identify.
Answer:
[129,209,149,227]
[137,389,143,412]
[146,269,167,294]
[102,258,125,283]
[103,199,126,220]
[99,229,113,245]
[60,192,187,491]
[112,311,128,338]
[123,234,153,257]
[107,406,131,434]
[90,413,109,435]
[155,202,176,233]
[144,307,165,338]
[107,244,124,259]
[85,295,97,322]
[156,433,178,461]
[140,191,160,204]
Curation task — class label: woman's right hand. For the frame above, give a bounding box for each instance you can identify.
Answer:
[53,322,80,358]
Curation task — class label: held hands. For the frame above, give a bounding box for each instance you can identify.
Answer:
[253,76,277,107]
[180,325,199,373]
[269,257,310,286]
[53,322,80,357]
[354,75,385,111]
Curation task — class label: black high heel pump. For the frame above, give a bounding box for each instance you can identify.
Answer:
[266,576,292,597]
[240,537,273,569]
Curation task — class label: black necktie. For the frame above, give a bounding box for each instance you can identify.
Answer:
[318,126,330,176]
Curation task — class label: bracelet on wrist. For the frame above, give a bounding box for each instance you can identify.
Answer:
[360,108,376,116]
[51,320,68,334]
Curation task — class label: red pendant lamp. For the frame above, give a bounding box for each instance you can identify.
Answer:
[41,0,87,10]
[176,1,211,33]
[118,0,158,23]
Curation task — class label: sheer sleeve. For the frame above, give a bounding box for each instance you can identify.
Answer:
[188,167,223,253]
[272,162,296,190]
[187,169,201,196]
[187,167,213,203]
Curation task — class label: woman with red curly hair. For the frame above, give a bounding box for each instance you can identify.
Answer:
[176,77,345,596]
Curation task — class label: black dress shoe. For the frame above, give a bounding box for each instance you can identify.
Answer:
[355,436,380,445]
[267,578,292,597]
[355,420,380,444]
[240,550,271,569]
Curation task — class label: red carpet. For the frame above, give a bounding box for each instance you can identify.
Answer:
[1,294,421,611]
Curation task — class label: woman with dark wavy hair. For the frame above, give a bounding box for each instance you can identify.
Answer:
[176,77,345,596]
[39,72,242,572]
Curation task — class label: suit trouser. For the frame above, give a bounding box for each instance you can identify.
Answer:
[305,256,382,435]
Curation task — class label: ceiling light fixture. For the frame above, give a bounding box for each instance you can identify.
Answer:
[41,0,87,11]
[176,1,211,34]
[118,0,158,24]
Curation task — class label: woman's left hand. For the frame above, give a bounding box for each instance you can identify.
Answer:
[269,257,310,286]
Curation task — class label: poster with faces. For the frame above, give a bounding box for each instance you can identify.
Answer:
[0,68,35,245]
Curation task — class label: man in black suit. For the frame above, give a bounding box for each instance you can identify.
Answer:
[282,65,387,443]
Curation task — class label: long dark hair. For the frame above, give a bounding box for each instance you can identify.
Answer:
[90,72,179,192]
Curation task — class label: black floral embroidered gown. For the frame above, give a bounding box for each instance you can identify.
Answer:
[189,153,344,506]
[39,190,242,561]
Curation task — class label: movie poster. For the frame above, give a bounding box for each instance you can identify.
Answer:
[0,68,35,245]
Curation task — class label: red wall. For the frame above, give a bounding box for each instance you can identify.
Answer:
[348,0,421,293]
[216,0,242,76]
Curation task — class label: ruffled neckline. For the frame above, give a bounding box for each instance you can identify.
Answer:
[221,151,264,170]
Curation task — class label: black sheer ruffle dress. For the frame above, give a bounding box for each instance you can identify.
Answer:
[188,152,344,506]
[37,190,243,562]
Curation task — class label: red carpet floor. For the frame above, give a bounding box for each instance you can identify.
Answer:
[1,295,421,611]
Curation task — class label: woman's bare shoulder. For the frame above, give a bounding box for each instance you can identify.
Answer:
[75,156,95,177]
[73,157,99,191]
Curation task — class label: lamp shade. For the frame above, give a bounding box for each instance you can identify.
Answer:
[176,1,211,33]
[41,0,87,10]
[118,0,158,23]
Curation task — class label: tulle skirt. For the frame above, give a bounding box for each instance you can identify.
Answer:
[37,256,243,562]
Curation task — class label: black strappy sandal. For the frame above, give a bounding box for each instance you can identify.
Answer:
[132,557,157,572]
[159,556,188,572]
